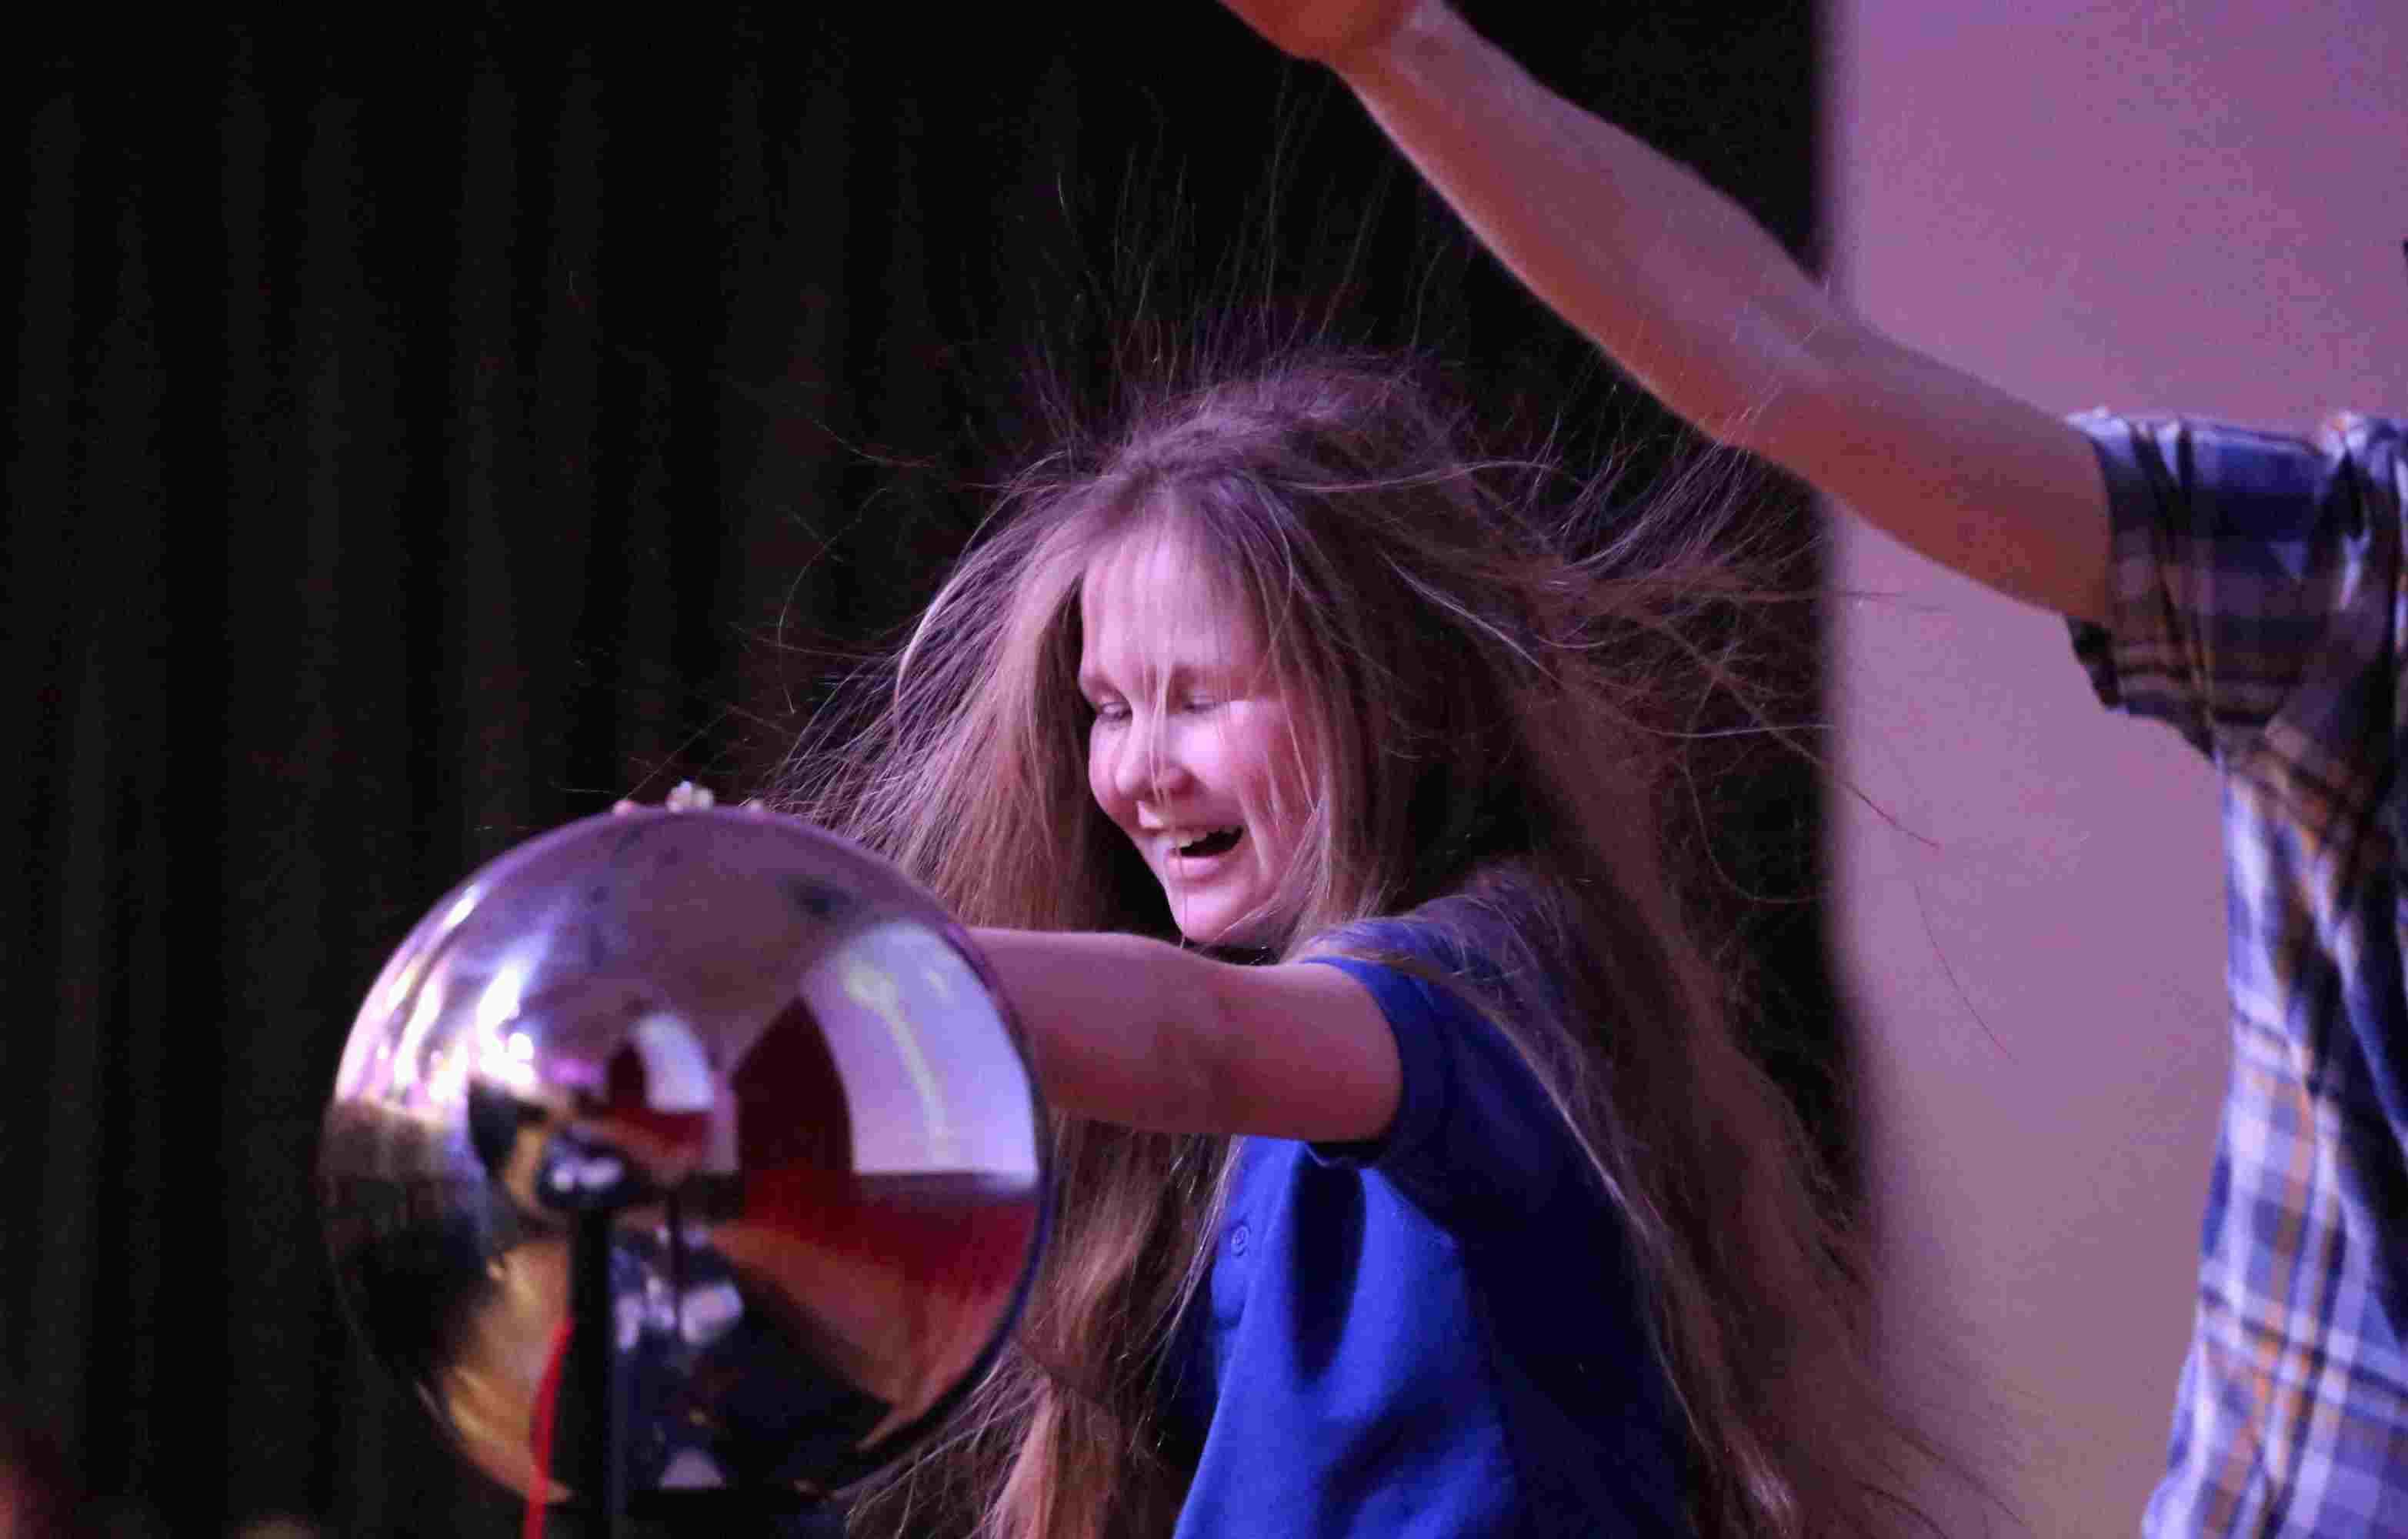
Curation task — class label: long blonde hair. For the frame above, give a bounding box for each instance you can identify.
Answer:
[777,347,1924,1538]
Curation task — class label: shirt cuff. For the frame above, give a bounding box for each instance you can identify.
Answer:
[2061,409,2216,755]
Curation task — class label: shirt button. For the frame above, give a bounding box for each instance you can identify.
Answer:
[1228,1221,1250,1257]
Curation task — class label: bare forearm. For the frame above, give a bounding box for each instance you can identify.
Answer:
[1326,2,2108,619]
[1337,2,1838,453]
[973,928,1227,1131]
[970,927,1400,1141]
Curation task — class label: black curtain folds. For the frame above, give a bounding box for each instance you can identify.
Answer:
[5,7,1826,1532]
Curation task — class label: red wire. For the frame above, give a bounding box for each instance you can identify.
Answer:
[524,1314,575,1539]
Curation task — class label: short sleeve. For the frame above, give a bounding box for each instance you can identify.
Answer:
[1299,948,1573,1240]
[2066,410,2376,760]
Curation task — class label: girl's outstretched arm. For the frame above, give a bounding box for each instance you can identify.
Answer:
[972,927,1401,1142]
[1223,0,2111,623]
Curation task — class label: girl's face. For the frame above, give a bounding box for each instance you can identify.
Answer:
[1077,524,1319,948]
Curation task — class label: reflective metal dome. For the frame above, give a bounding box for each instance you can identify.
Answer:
[319,806,1046,1511]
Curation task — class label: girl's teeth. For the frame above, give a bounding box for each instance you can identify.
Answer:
[1176,826,1242,856]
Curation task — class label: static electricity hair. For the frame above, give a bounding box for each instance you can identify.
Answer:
[777,346,1926,1539]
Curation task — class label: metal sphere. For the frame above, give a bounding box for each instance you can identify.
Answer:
[319,806,1046,1508]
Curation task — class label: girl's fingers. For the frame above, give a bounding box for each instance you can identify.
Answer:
[612,782,718,816]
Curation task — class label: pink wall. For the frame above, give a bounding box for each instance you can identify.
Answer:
[1829,2,2408,1533]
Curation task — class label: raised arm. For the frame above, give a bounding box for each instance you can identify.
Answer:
[972,927,1401,1143]
[1226,0,2111,622]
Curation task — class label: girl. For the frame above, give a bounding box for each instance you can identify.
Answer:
[777,349,1909,1537]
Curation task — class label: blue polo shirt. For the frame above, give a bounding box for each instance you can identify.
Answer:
[1165,923,1687,1537]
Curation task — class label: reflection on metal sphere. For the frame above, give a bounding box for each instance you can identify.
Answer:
[319,807,1046,1510]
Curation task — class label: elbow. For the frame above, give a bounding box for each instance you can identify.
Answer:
[1727,312,1877,479]
[1167,958,1243,1133]
[1106,944,1235,1134]
[1636,289,1861,474]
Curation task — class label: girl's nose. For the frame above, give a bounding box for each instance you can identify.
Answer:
[1107,716,1192,806]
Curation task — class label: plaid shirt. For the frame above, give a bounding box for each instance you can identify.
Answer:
[2069,411,2408,1535]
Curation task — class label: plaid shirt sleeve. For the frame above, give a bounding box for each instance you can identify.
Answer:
[2066,410,2376,762]
[2059,411,2408,1537]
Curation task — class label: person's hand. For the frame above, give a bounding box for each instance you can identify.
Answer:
[612,780,728,815]
[1217,0,1416,68]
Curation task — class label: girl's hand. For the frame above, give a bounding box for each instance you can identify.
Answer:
[1217,0,1417,67]
[612,781,735,814]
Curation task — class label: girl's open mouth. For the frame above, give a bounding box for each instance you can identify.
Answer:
[1175,826,1244,860]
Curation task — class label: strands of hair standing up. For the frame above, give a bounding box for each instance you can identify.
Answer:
[775,341,1935,1539]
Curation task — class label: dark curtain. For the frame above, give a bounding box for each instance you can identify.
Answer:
[4,6,1826,1533]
